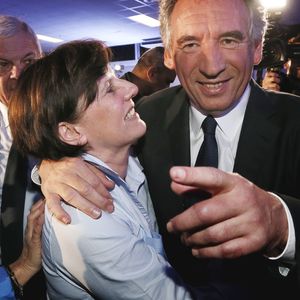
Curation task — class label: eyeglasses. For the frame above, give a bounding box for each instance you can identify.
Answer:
[0,57,37,76]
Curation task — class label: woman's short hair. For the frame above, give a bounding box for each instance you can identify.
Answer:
[9,39,112,160]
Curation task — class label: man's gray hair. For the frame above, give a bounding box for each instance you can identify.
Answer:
[159,0,268,50]
[0,15,42,53]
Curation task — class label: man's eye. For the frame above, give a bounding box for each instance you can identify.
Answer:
[0,60,10,68]
[220,38,240,49]
[181,42,200,53]
[0,60,12,74]
[23,58,36,65]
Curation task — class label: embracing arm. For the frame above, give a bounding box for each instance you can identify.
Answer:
[39,157,115,224]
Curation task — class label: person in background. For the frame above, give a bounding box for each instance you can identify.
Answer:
[9,39,225,299]
[0,15,46,299]
[262,58,300,95]
[262,35,300,95]
[36,0,300,299]
[121,46,176,102]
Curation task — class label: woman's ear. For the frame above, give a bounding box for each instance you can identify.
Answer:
[58,122,87,146]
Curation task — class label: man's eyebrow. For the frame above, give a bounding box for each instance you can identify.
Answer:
[219,31,245,40]
[22,52,38,58]
[177,35,199,45]
[0,52,37,62]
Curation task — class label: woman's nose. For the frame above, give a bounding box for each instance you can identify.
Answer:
[119,78,138,100]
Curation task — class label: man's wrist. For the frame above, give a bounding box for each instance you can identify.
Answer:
[266,192,295,260]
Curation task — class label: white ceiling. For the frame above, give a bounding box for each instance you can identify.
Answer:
[1,0,161,51]
[1,0,299,52]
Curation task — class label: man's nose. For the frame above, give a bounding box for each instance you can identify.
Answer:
[198,42,226,78]
[10,63,24,79]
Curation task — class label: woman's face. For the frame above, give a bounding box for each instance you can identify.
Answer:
[74,71,146,156]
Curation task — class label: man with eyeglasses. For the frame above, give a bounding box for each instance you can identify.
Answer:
[0,15,46,300]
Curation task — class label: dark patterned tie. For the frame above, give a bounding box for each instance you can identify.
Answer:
[185,115,218,208]
[195,115,218,168]
[194,115,224,280]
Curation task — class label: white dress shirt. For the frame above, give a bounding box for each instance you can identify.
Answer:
[0,102,11,265]
[0,102,12,204]
[43,153,195,299]
[189,84,295,272]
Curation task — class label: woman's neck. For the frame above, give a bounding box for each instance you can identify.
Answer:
[88,147,130,179]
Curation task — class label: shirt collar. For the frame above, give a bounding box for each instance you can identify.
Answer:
[190,84,251,140]
[81,153,145,193]
[0,102,9,129]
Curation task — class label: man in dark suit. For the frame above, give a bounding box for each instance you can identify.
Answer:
[135,78,300,298]
[39,0,300,298]
[0,15,46,299]
[132,0,300,298]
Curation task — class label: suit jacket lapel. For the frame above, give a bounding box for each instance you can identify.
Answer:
[1,144,28,264]
[234,81,280,186]
[165,88,191,167]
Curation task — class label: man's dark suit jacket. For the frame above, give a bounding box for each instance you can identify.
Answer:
[136,80,300,299]
[0,145,46,299]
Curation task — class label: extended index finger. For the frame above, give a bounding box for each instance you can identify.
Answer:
[170,166,231,195]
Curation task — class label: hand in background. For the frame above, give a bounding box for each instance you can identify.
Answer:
[167,166,288,259]
[262,71,281,91]
[9,199,45,286]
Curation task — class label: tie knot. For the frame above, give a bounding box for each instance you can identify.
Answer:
[202,115,217,135]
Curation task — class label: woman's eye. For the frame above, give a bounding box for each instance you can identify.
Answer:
[106,82,114,93]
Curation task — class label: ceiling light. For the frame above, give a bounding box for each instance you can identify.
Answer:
[259,0,287,9]
[128,14,160,27]
[37,34,63,43]
[114,64,124,72]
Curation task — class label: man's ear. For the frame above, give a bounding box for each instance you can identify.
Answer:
[164,49,175,70]
[253,40,263,66]
[146,66,157,82]
[58,122,87,146]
